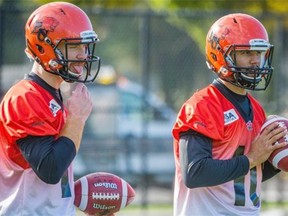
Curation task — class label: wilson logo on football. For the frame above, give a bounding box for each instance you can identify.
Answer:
[92,204,116,210]
[94,182,118,189]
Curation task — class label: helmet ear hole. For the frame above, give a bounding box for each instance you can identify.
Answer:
[210,53,217,61]
[36,44,44,54]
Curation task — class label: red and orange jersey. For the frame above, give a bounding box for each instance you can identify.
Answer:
[173,82,266,215]
[173,83,266,160]
[0,76,75,215]
[0,78,65,168]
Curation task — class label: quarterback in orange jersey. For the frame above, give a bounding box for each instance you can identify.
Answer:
[172,13,288,216]
[0,2,104,216]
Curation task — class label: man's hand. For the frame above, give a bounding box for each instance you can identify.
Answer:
[60,83,93,151]
[65,83,93,123]
[246,122,288,168]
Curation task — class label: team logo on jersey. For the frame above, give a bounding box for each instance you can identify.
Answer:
[49,99,61,117]
[224,109,239,125]
[246,120,253,131]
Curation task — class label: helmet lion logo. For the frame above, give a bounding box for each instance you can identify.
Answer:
[32,16,59,34]
[220,27,230,39]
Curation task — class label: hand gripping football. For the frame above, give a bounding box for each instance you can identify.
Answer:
[260,115,288,171]
[74,172,136,215]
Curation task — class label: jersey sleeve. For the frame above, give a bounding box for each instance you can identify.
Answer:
[0,80,65,169]
[173,88,224,141]
[1,89,63,141]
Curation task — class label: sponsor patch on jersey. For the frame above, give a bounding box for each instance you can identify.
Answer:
[49,99,61,117]
[224,109,239,125]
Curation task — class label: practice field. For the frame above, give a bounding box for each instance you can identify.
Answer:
[76,205,173,216]
[75,184,288,216]
[75,179,288,216]
[76,204,288,216]
[75,185,173,215]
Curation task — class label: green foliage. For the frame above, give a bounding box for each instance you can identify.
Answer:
[20,0,144,8]
[147,0,288,14]
[2,0,288,13]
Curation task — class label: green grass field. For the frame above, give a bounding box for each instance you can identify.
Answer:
[76,204,173,216]
[76,202,288,216]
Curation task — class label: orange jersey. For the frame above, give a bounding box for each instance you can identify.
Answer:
[0,78,65,168]
[173,81,266,215]
[0,75,75,215]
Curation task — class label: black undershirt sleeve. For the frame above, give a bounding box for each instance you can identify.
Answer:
[16,135,76,184]
[262,160,281,182]
[179,130,250,188]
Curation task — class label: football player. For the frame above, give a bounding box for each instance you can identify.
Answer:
[173,13,287,216]
[0,2,107,216]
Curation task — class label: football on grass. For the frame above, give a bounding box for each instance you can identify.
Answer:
[74,172,136,215]
[260,115,288,171]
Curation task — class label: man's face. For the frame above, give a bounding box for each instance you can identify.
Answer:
[233,50,262,68]
[58,42,88,78]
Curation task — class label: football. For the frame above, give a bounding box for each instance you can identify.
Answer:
[260,115,288,171]
[74,172,136,215]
